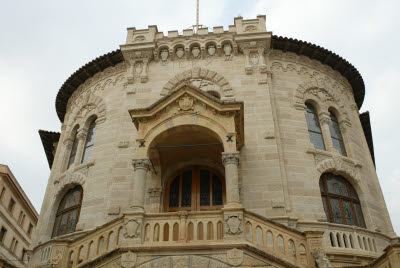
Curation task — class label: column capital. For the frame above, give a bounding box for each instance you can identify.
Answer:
[222,152,240,166]
[319,113,331,125]
[132,158,151,171]
[76,127,88,140]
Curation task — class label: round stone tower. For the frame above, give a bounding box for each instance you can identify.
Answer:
[33,16,399,268]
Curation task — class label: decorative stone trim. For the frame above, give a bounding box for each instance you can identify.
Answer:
[132,158,151,171]
[161,67,233,98]
[222,152,240,166]
[306,148,362,182]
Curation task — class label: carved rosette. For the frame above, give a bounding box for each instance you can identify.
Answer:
[132,159,151,171]
[222,152,240,166]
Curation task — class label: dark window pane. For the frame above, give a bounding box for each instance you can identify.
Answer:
[181,171,192,207]
[326,175,348,196]
[169,176,180,207]
[342,201,355,226]
[67,135,79,169]
[319,179,324,192]
[329,198,343,224]
[306,111,322,133]
[309,132,325,150]
[332,138,347,156]
[52,216,61,237]
[349,185,358,199]
[354,203,365,228]
[200,170,210,206]
[212,174,223,205]
[64,188,82,209]
[81,146,93,163]
[66,210,78,234]
[59,213,68,236]
[82,121,96,163]
[322,196,330,222]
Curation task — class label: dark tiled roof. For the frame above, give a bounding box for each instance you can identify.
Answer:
[271,36,365,109]
[38,130,61,168]
[359,111,375,165]
[55,50,124,122]
[55,36,365,122]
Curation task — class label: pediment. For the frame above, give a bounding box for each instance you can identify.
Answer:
[129,83,244,149]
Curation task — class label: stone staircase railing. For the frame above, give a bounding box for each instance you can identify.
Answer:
[30,210,320,268]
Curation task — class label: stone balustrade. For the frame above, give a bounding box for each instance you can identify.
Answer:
[30,211,323,268]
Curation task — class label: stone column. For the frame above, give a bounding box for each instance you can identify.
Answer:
[74,127,88,166]
[319,113,335,152]
[131,158,151,211]
[222,152,241,207]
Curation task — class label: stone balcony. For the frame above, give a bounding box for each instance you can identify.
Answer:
[29,210,394,268]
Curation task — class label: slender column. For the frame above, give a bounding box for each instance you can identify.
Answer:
[319,113,335,152]
[74,127,88,166]
[222,152,241,207]
[131,158,151,211]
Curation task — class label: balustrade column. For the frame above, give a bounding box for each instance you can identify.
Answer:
[319,113,335,152]
[222,152,241,207]
[131,158,151,211]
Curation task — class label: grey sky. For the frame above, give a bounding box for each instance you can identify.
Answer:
[0,0,399,234]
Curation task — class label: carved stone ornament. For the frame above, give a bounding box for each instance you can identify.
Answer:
[191,46,201,59]
[132,158,151,171]
[176,47,185,59]
[223,44,233,61]
[207,45,216,57]
[178,95,194,111]
[160,49,169,62]
[49,246,64,265]
[123,218,141,238]
[249,53,259,66]
[312,250,333,268]
[308,238,323,252]
[222,152,240,166]
[225,215,243,235]
[134,62,143,76]
[226,248,244,266]
[121,251,137,268]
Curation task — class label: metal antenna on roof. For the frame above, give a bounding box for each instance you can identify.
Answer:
[196,0,200,33]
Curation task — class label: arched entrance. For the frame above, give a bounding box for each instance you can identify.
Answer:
[165,166,225,212]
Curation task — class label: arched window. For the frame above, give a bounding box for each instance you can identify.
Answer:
[52,186,83,237]
[328,111,347,156]
[305,103,325,150]
[320,173,365,228]
[67,131,79,169]
[81,120,96,164]
[165,167,225,212]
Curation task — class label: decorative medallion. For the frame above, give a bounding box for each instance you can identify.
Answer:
[176,47,185,59]
[178,95,194,111]
[49,246,64,265]
[250,53,259,66]
[134,62,143,76]
[121,251,137,268]
[160,49,169,62]
[207,45,216,57]
[223,44,233,61]
[191,46,201,59]
[123,218,141,238]
[226,248,244,266]
[225,215,243,235]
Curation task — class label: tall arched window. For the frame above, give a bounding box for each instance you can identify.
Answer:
[165,167,225,212]
[67,131,79,169]
[81,120,96,164]
[305,103,325,150]
[328,111,347,156]
[320,173,365,228]
[52,186,83,237]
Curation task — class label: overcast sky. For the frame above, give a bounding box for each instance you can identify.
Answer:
[0,0,399,234]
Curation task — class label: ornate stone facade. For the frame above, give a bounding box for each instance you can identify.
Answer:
[33,16,398,268]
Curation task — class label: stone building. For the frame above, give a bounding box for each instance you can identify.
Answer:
[0,165,38,267]
[32,16,399,267]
